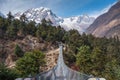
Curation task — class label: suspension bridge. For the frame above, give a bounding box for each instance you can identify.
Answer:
[16,44,105,80]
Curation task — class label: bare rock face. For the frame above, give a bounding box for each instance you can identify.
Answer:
[86,1,120,38]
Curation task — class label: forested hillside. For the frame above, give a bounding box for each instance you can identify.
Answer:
[0,12,120,80]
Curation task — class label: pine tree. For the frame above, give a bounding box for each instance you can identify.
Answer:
[14,44,24,57]
[16,50,45,77]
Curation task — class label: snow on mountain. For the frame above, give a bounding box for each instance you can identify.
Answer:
[60,15,95,33]
[14,7,95,33]
[14,12,23,19]
[14,7,63,26]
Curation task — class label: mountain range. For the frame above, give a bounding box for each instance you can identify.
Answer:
[14,7,95,33]
[1,1,120,38]
[86,1,120,38]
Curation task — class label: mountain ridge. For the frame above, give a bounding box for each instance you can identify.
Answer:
[14,7,95,33]
[86,1,120,38]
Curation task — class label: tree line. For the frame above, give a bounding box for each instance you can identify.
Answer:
[0,12,120,80]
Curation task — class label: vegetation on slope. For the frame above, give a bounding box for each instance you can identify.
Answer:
[0,12,120,80]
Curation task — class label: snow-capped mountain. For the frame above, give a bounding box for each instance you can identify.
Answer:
[60,15,95,33]
[14,7,95,33]
[14,7,63,26]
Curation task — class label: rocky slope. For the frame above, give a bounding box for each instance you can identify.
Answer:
[86,1,120,38]
[0,35,58,68]
[14,7,95,33]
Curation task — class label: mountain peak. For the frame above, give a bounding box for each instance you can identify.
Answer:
[14,7,95,33]
[61,15,95,33]
[28,7,52,13]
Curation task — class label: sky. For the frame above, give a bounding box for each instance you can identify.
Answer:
[0,0,118,18]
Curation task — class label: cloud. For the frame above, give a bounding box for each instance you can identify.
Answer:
[90,2,117,18]
[0,0,61,15]
[0,0,31,14]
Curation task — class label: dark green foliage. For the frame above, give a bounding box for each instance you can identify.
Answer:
[73,36,120,80]
[20,13,27,22]
[0,17,6,38]
[26,21,36,36]
[16,50,45,77]
[36,24,65,42]
[14,44,24,57]
[76,46,106,75]
[76,46,91,73]
[7,12,14,21]
[63,30,120,80]
[0,14,65,41]
[6,24,17,39]
[0,63,19,80]
[0,12,120,80]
